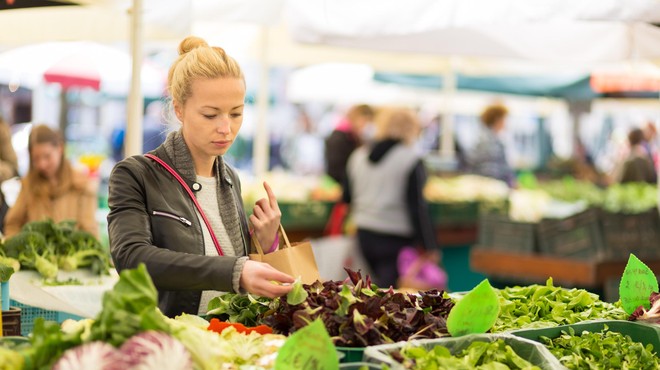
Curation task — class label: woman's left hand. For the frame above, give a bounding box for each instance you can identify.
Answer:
[250,181,281,250]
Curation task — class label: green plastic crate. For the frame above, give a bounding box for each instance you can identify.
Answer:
[9,300,83,337]
[339,363,381,369]
[512,319,660,369]
[537,208,604,259]
[511,319,660,353]
[336,346,365,364]
[363,334,563,370]
[478,214,538,253]
[279,201,334,229]
[429,201,480,226]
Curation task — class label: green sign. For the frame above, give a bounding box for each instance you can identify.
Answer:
[275,319,339,370]
[619,253,659,315]
[447,279,500,337]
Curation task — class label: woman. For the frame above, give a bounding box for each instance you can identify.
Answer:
[107,36,293,317]
[343,108,438,288]
[468,104,515,186]
[4,124,97,237]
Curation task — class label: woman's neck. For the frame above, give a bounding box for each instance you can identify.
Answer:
[193,156,215,177]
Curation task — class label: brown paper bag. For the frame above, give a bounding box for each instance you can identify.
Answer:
[249,224,321,284]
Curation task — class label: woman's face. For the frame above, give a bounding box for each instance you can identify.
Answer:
[31,142,63,179]
[175,77,245,160]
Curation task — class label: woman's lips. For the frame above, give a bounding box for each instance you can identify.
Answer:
[212,140,231,148]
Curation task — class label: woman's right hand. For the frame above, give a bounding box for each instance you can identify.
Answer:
[240,260,294,298]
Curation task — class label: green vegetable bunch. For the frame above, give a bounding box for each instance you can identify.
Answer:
[0,219,111,279]
[206,292,274,327]
[537,178,604,206]
[398,339,540,370]
[541,326,660,370]
[2,231,58,279]
[492,278,627,332]
[603,183,657,214]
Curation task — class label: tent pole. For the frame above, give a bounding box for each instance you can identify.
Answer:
[440,58,456,160]
[253,26,271,177]
[125,0,144,158]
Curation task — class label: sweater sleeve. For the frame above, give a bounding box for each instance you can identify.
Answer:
[405,160,438,250]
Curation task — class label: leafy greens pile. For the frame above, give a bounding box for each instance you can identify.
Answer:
[20,264,172,369]
[492,278,626,332]
[0,219,111,279]
[393,339,541,370]
[206,292,273,327]
[602,183,657,214]
[540,326,659,369]
[264,268,454,347]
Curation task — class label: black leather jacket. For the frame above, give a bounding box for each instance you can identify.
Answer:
[107,140,250,317]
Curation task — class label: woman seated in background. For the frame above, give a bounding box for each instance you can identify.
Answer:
[4,124,98,237]
[343,108,438,288]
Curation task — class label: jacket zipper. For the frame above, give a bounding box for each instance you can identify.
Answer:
[152,210,192,227]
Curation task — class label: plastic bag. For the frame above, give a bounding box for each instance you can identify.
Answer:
[396,247,447,291]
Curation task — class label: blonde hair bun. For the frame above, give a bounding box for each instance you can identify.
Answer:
[178,36,208,55]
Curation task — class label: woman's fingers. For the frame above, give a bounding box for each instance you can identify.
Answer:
[263,181,279,210]
[240,261,294,298]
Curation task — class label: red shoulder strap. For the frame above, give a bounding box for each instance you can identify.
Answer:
[145,153,223,256]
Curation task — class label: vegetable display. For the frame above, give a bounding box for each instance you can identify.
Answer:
[0,219,111,279]
[393,339,541,370]
[8,264,287,370]
[264,269,454,347]
[492,278,627,332]
[540,326,660,369]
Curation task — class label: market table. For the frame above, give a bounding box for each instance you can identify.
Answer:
[470,248,660,300]
[9,269,119,318]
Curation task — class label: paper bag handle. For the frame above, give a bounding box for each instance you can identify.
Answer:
[252,224,292,255]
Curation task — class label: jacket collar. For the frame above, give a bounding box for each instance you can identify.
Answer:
[154,129,247,255]
[160,130,233,187]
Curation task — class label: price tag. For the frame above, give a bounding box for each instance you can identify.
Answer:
[275,319,338,370]
[619,253,659,315]
[447,279,499,337]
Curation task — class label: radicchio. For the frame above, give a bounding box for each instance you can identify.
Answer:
[119,331,192,370]
[629,292,660,323]
[53,342,125,370]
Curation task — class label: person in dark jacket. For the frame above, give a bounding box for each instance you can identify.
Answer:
[467,104,515,186]
[343,108,438,288]
[107,36,293,317]
[620,128,657,184]
[324,104,374,185]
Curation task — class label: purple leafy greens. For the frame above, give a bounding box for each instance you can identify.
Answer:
[263,268,454,347]
[629,292,660,323]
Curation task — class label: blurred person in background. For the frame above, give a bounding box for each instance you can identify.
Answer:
[4,125,98,237]
[643,121,658,167]
[467,104,516,186]
[0,116,18,183]
[619,128,657,184]
[0,115,18,233]
[111,101,169,162]
[324,104,375,185]
[343,108,438,288]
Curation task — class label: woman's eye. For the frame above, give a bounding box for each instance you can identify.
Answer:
[231,113,243,118]
[203,114,216,119]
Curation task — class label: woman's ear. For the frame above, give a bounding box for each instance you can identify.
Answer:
[173,101,183,123]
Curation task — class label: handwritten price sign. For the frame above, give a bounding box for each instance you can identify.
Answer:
[619,254,659,315]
